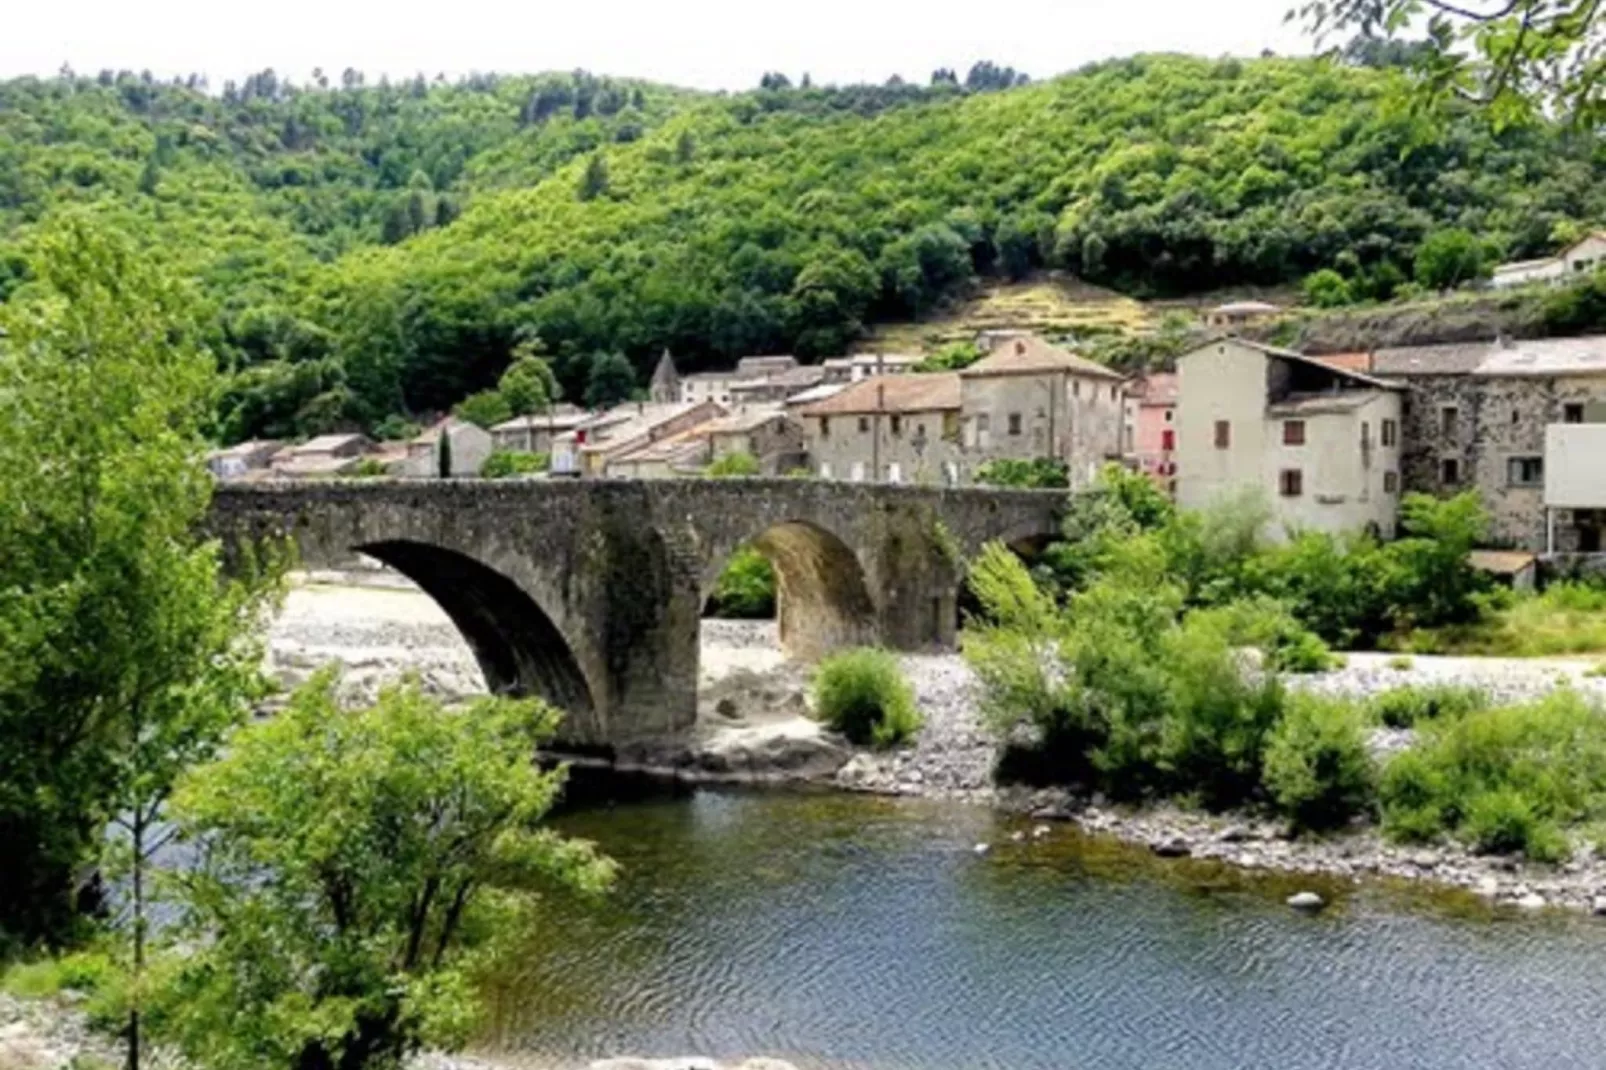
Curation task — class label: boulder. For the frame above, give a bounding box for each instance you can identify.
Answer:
[1286,891,1325,912]
[1152,836,1192,858]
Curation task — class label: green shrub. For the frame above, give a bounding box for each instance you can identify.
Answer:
[974,458,1069,489]
[1263,693,1376,831]
[1302,268,1353,308]
[1386,655,1415,671]
[813,648,921,748]
[4,950,113,998]
[350,456,389,478]
[708,545,776,619]
[481,450,547,478]
[1378,690,1606,860]
[371,414,422,441]
[1367,684,1490,728]
[706,450,761,477]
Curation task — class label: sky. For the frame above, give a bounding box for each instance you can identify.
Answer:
[2,0,1314,91]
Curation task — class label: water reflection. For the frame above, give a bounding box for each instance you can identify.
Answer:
[482,781,1606,1070]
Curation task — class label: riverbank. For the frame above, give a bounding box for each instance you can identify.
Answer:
[268,580,1606,914]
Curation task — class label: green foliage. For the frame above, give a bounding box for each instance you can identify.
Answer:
[813,648,922,748]
[913,341,984,372]
[1387,655,1416,671]
[1302,268,1354,308]
[1378,690,1606,861]
[1263,693,1376,831]
[1367,684,1489,728]
[974,458,1069,488]
[706,451,761,477]
[708,545,777,619]
[0,217,281,948]
[372,414,422,441]
[1413,228,1487,290]
[157,674,615,1070]
[584,352,637,408]
[499,347,562,416]
[453,389,514,429]
[1541,268,1606,333]
[480,450,548,478]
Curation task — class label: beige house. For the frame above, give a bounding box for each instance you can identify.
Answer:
[270,433,373,478]
[1176,338,1404,539]
[490,405,590,455]
[552,400,727,476]
[1202,300,1281,329]
[404,417,493,477]
[800,374,965,484]
[1491,232,1606,289]
[958,335,1126,489]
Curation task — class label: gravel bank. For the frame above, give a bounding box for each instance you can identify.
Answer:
[267,579,1606,913]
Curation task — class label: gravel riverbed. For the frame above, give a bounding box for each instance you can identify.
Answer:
[267,580,1606,915]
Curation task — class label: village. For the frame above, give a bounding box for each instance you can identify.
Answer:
[211,266,1606,565]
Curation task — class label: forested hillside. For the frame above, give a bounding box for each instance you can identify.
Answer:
[3,55,1602,441]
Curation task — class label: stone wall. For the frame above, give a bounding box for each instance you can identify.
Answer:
[209,479,1063,747]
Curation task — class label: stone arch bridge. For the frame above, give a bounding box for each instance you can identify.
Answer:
[210,479,1064,749]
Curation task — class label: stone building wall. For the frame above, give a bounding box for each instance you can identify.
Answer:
[804,410,965,484]
[958,372,1125,489]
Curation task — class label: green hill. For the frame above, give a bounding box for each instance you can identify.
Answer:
[2,55,1602,439]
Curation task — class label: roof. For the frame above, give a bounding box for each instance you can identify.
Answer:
[1131,372,1177,406]
[729,365,824,392]
[1469,549,1538,576]
[293,433,368,454]
[784,382,849,406]
[576,401,723,454]
[1312,352,1374,374]
[610,428,710,468]
[1372,342,1492,376]
[1472,336,1606,377]
[960,335,1122,381]
[410,416,484,444]
[798,373,961,416]
[209,439,282,460]
[491,409,592,433]
[1563,232,1606,256]
[1493,256,1560,275]
[699,408,791,434]
[1267,390,1393,416]
[1211,300,1281,315]
[734,355,799,377]
[1225,337,1402,391]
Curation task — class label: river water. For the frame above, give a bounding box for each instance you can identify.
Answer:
[480,782,1606,1070]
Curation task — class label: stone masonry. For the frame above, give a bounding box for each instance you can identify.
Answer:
[209,479,1063,749]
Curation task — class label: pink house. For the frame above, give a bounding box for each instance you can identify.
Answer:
[1128,372,1178,495]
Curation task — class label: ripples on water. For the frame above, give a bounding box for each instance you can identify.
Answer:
[481,782,1606,1070]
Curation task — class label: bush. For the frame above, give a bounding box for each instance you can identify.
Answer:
[452,389,513,429]
[707,450,761,477]
[813,648,921,748]
[1263,693,1376,831]
[1302,268,1353,308]
[708,545,776,618]
[1367,684,1489,728]
[1378,690,1606,860]
[372,414,422,441]
[1387,655,1415,671]
[975,458,1069,488]
[481,450,547,478]
[350,456,389,478]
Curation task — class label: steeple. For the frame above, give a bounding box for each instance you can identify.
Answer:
[649,348,681,404]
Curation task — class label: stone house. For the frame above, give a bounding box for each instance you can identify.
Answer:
[820,354,921,383]
[1490,232,1606,289]
[800,374,965,484]
[490,405,590,455]
[553,400,728,476]
[957,335,1126,489]
[1372,336,1606,551]
[678,355,800,405]
[404,417,493,478]
[207,439,283,479]
[270,433,374,478]
[1176,338,1404,539]
[1201,300,1280,329]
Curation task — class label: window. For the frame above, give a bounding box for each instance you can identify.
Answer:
[1381,418,1398,447]
[1441,406,1460,440]
[976,413,991,449]
[1384,471,1398,495]
[1164,409,1174,423]
[1279,469,1303,497]
[886,462,902,483]
[858,416,870,434]
[1161,429,1176,451]
[1072,381,1080,398]
[1008,413,1023,436]
[1511,409,1521,426]
[819,417,830,439]
[1440,457,1460,485]
[1111,385,1119,401]
[850,461,866,482]
[890,415,902,437]
[1360,421,1371,449]
[1565,403,1586,424]
[1214,420,1231,449]
[818,461,833,479]
[1283,420,1306,446]
[1507,456,1544,486]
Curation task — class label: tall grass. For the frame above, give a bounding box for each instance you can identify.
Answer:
[1402,582,1606,656]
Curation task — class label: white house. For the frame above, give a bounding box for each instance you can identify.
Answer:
[1491,232,1606,289]
[1176,338,1404,539]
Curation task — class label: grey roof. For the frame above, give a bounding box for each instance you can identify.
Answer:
[1472,336,1606,377]
[1372,342,1493,376]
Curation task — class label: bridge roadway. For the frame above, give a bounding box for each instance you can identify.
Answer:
[210,478,1064,748]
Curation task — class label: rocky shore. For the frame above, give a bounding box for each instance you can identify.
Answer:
[268,580,1606,915]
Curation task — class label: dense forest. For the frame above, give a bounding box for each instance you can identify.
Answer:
[2,54,1602,441]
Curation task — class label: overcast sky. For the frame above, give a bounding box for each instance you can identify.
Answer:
[2,0,1313,91]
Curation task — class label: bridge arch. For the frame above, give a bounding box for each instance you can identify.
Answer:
[703,520,877,660]
[357,539,594,716]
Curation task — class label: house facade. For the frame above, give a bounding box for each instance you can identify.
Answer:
[1372,336,1606,551]
[1125,372,1178,494]
[799,374,965,484]
[1491,233,1606,289]
[490,406,590,455]
[1176,338,1403,538]
[404,418,492,478]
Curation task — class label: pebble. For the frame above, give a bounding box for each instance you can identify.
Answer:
[973,843,991,855]
[1516,893,1548,910]
[1287,891,1325,911]
[1592,896,1606,916]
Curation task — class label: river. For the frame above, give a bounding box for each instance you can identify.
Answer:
[478,781,1606,1070]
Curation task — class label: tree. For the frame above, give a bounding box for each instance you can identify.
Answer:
[577,152,609,201]
[584,351,636,408]
[1303,267,1355,307]
[452,389,513,429]
[1295,0,1606,126]
[0,211,281,989]
[158,675,614,1070]
[499,348,561,416]
[1414,228,1487,290]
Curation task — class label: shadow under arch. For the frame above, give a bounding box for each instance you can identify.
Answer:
[357,539,594,717]
[715,520,878,660]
